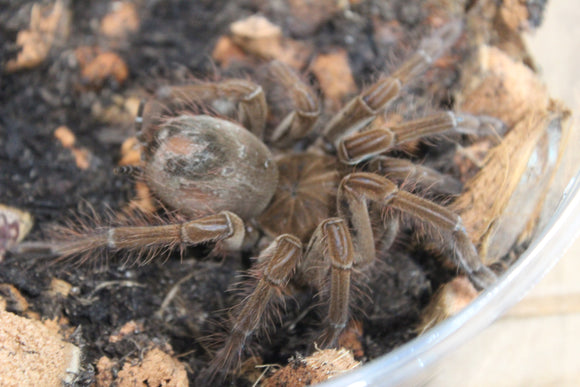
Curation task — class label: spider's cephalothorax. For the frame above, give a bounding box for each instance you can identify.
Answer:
[44,21,506,380]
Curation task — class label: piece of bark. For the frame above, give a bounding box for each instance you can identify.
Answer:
[264,348,360,387]
[106,347,188,387]
[454,102,571,264]
[229,15,312,69]
[0,310,81,386]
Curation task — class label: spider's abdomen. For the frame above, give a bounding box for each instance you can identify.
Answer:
[143,115,279,220]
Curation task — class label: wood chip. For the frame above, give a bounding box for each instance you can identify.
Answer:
[229,15,312,69]
[286,0,347,36]
[0,284,28,313]
[47,278,73,298]
[310,49,357,110]
[119,136,142,167]
[54,125,76,148]
[53,126,92,170]
[114,347,188,387]
[109,320,144,343]
[0,205,33,262]
[79,50,129,87]
[212,35,249,68]
[100,2,140,41]
[0,310,81,386]
[5,0,70,72]
[264,348,360,386]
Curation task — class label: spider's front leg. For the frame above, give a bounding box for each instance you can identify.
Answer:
[321,21,463,146]
[206,234,303,379]
[337,111,506,164]
[339,172,497,290]
[300,218,355,348]
[206,218,356,378]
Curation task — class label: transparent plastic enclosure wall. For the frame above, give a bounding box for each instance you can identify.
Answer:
[321,159,580,387]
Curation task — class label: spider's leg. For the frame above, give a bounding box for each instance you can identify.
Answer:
[339,172,497,289]
[369,155,464,196]
[300,218,355,348]
[321,22,462,146]
[207,234,303,380]
[337,112,506,164]
[155,79,268,138]
[46,211,246,264]
[268,60,320,147]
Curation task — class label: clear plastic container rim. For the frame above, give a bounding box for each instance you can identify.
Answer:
[322,170,580,387]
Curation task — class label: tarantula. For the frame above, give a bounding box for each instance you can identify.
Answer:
[40,21,502,380]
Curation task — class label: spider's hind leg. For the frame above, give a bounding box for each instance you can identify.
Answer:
[321,21,463,147]
[338,172,496,290]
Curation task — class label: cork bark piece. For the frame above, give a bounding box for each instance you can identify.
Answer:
[0,310,81,387]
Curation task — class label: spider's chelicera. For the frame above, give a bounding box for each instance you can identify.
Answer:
[46,21,504,380]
